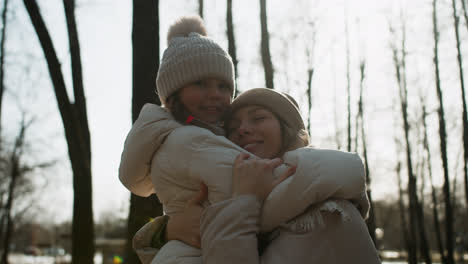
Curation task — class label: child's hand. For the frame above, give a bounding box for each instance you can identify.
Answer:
[166,183,208,248]
[232,153,296,203]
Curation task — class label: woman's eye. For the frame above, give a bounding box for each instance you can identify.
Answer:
[193,80,203,86]
[254,116,265,122]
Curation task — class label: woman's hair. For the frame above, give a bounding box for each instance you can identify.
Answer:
[277,115,310,154]
[225,107,310,155]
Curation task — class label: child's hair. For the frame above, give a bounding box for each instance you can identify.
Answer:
[166,91,227,135]
[165,92,190,124]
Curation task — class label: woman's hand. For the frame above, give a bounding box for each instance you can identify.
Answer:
[232,153,296,203]
[165,183,207,248]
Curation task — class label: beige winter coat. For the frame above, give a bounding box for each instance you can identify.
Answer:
[120,103,370,263]
[133,197,381,264]
[201,196,381,264]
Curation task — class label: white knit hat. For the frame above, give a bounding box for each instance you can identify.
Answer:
[156,16,235,105]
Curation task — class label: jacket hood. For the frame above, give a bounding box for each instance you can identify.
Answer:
[119,103,182,197]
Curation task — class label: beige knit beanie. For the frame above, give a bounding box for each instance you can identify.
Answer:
[156,16,235,105]
[230,88,305,132]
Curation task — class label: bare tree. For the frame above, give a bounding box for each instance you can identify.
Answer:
[0,119,27,264]
[226,0,239,96]
[391,18,432,263]
[198,0,203,18]
[451,0,468,216]
[199,0,203,19]
[355,59,377,246]
[396,159,413,262]
[23,1,95,263]
[403,21,432,264]
[125,1,162,263]
[434,1,455,262]
[306,64,313,136]
[305,21,316,137]
[394,57,417,264]
[344,9,351,152]
[0,117,52,264]
[259,0,274,89]
[420,97,447,264]
[460,0,468,32]
[0,0,9,130]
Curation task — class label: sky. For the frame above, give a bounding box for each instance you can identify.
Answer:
[3,0,467,223]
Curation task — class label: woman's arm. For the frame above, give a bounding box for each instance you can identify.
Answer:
[260,147,368,232]
[201,154,295,264]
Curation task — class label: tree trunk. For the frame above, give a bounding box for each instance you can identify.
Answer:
[226,0,238,96]
[63,2,95,263]
[23,1,95,263]
[436,1,455,263]
[306,68,313,136]
[125,1,162,263]
[398,20,432,264]
[451,0,468,219]
[259,0,274,89]
[390,24,417,264]
[198,0,203,19]
[0,0,8,130]
[356,60,378,247]
[460,0,468,32]
[396,161,413,263]
[345,12,351,152]
[421,100,447,264]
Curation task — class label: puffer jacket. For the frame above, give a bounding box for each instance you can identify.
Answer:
[120,103,370,263]
[201,196,382,264]
[133,197,381,264]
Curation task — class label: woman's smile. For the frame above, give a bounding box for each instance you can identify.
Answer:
[228,106,282,159]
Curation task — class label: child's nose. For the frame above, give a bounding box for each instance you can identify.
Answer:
[206,84,223,98]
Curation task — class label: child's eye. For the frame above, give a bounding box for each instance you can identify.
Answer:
[218,82,230,91]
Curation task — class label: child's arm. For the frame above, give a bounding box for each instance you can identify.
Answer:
[133,186,207,264]
[133,215,169,264]
[119,103,181,197]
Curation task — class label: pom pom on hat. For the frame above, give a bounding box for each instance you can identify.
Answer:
[156,16,235,105]
[167,16,207,43]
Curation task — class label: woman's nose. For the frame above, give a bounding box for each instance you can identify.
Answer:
[237,122,252,135]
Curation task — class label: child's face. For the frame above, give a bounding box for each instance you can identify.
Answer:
[227,106,283,159]
[179,78,232,125]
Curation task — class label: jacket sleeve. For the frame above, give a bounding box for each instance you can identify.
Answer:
[201,195,261,264]
[119,104,181,197]
[260,148,368,232]
[163,127,247,204]
[133,216,167,264]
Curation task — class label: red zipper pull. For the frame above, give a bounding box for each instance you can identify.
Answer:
[185,115,195,124]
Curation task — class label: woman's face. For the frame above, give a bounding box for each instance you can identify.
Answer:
[179,78,232,124]
[227,106,282,159]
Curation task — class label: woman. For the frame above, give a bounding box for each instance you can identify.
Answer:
[130,88,379,264]
[200,88,381,264]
